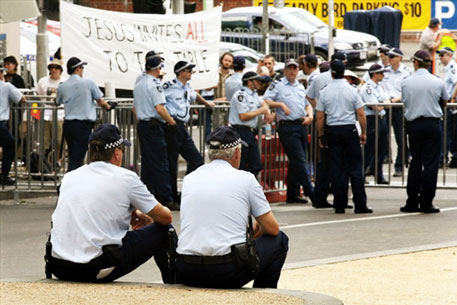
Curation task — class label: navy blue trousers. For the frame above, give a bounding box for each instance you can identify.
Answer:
[233,125,262,177]
[137,121,173,203]
[391,108,409,171]
[63,120,93,172]
[314,147,330,205]
[278,124,315,201]
[176,231,289,288]
[405,118,441,208]
[327,125,367,210]
[52,223,172,283]
[446,110,457,163]
[164,122,203,202]
[364,116,388,181]
[0,121,15,179]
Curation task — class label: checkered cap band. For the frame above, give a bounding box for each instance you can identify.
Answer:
[209,138,242,149]
[104,138,123,150]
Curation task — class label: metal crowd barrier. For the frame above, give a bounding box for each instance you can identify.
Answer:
[2,96,456,199]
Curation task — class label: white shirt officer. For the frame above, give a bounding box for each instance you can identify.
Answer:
[316,79,365,126]
[164,78,197,123]
[229,86,263,128]
[134,74,166,122]
[360,79,389,116]
[262,77,309,121]
[0,81,23,121]
[402,68,449,121]
[225,72,243,102]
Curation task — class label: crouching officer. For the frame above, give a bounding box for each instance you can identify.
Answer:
[47,124,173,282]
[360,64,391,184]
[163,61,215,203]
[400,50,449,213]
[316,61,372,214]
[176,126,289,288]
[134,56,180,210]
[229,71,272,177]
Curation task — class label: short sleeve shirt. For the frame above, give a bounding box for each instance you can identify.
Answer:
[0,81,23,121]
[306,70,332,100]
[360,79,389,116]
[164,78,197,123]
[56,74,103,122]
[225,72,243,102]
[402,68,449,121]
[51,162,158,263]
[36,75,67,121]
[316,79,364,126]
[229,86,263,128]
[383,64,412,99]
[177,160,271,256]
[133,74,166,122]
[263,77,309,121]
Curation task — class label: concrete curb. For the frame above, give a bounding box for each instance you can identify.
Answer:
[35,279,344,305]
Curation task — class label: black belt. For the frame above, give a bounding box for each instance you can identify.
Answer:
[0,120,8,125]
[173,118,186,124]
[367,114,385,119]
[232,125,258,134]
[407,117,440,123]
[177,253,233,265]
[141,118,164,127]
[279,119,304,126]
[64,119,94,124]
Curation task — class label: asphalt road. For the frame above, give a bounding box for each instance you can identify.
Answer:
[1,186,456,283]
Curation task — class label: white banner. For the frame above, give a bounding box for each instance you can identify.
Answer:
[60,1,221,90]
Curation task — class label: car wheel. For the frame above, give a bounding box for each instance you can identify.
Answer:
[315,51,328,63]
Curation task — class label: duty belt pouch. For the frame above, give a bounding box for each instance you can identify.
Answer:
[230,216,259,274]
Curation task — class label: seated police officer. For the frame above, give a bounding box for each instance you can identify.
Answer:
[176,126,289,289]
[49,124,173,282]
[229,71,272,177]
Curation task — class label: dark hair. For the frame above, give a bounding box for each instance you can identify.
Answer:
[417,60,431,69]
[306,61,318,69]
[3,56,18,72]
[219,52,234,65]
[332,72,344,79]
[88,141,124,163]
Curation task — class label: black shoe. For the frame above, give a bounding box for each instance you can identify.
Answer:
[312,201,333,208]
[420,205,440,213]
[286,197,308,204]
[164,201,180,211]
[393,171,402,177]
[345,204,353,209]
[354,207,373,214]
[376,179,389,185]
[335,208,345,214]
[400,205,420,213]
[1,177,15,186]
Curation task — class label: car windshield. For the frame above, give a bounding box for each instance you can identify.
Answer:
[270,12,321,33]
[286,10,327,30]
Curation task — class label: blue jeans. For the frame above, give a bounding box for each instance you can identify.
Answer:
[0,121,15,178]
[137,121,173,203]
[327,125,367,210]
[176,231,289,288]
[63,120,93,172]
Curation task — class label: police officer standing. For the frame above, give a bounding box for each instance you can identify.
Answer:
[229,71,272,177]
[362,44,391,82]
[0,66,26,185]
[134,56,180,211]
[301,54,320,88]
[437,47,457,168]
[225,56,245,102]
[360,64,391,184]
[316,61,372,214]
[400,50,449,213]
[263,59,315,204]
[56,57,111,172]
[163,61,215,203]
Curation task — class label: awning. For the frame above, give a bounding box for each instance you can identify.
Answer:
[0,0,40,24]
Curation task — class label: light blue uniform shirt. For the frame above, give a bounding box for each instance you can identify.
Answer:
[316,79,365,126]
[229,87,262,128]
[133,74,166,122]
[444,60,457,114]
[362,60,390,82]
[383,63,412,98]
[306,70,332,100]
[263,77,309,121]
[307,69,320,88]
[360,79,388,116]
[0,81,23,121]
[225,72,243,102]
[401,68,449,122]
[56,74,103,122]
[164,78,197,123]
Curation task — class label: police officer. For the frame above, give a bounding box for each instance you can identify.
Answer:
[305,52,348,208]
[134,56,179,211]
[362,44,392,82]
[400,50,449,213]
[437,47,457,168]
[176,126,288,288]
[0,66,26,185]
[225,56,245,102]
[229,71,272,177]
[135,50,164,85]
[316,61,372,214]
[56,57,111,172]
[163,61,215,203]
[383,48,412,177]
[263,59,315,204]
[360,64,391,184]
[302,54,320,88]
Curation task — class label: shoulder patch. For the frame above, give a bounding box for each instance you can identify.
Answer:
[237,94,244,102]
[163,82,169,89]
[366,88,372,95]
[157,86,163,93]
[268,83,275,91]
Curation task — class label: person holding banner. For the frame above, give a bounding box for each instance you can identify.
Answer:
[163,61,215,204]
[56,57,111,172]
[134,56,180,211]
